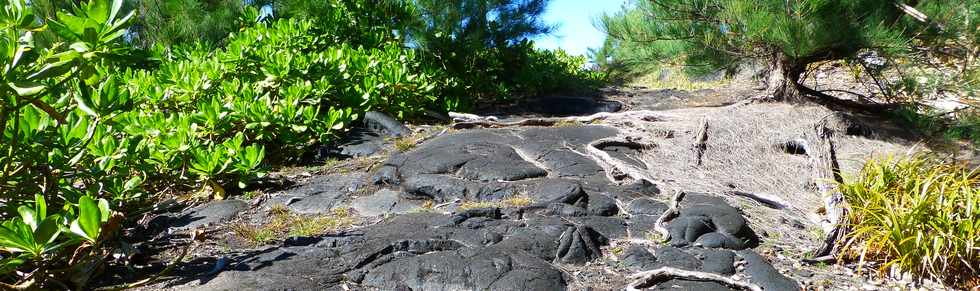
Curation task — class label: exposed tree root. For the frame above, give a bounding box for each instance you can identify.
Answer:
[449,111,663,129]
[581,137,658,185]
[731,83,900,114]
[797,85,899,114]
[653,191,685,242]
[723,190,789,210]
[692,118,709,166]
[626,267,764,291]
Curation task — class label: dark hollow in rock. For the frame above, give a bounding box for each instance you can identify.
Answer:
[524,97,622,116]
[665,193,759,250]
[777,140,808,155]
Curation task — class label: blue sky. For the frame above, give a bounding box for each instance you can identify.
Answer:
[533,0,630,56]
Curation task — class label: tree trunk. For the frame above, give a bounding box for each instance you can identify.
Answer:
[765,52,805,102]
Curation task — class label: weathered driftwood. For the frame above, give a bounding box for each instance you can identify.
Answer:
[626,267,764,291]
[449,111,662,129]
[804,122,849,261]
[692,118,709,166]
[653,191,685,242]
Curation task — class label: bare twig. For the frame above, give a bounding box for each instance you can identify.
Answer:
[692,118,709,166]
[653,191,685,242]
[895,2,929,23]
[626,267,764,291]
[723,190,789,210]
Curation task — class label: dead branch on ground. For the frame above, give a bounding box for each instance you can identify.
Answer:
[692,118,709,166]
[803,120,849,261]
[626,267,764,291]
[653,191,684,242]
[449,111,663,129]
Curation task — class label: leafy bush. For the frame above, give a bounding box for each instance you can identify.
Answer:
[430,40,607,107]
[0,0,450,286]
[0,0,138,287]
[839,155,979,288]
[892,105,980,146]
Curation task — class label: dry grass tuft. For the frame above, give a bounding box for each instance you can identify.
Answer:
[630,70,731,91]
[553,120,583,128]
[231,205,356,246]
[393,135,420,152]
[640,104,909,211]
[458,195,534,211]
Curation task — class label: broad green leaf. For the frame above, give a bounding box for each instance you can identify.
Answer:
[8,81,45,96]
[98,198,111,222]
[108,0,124,22]
[28,59,74,81]
[74,86,99,117]
[124,176,143,191]
[0,225,33,254]
[33,216,61,245]
[16,207,37,231]
[87,0,110,24]
[33,194,46,220]
[72,196,102,242]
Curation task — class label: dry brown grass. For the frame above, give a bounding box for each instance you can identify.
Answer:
[458,195,534,211]
[615,103,914,258]
[638,104,910,209]
[231,205,356,246]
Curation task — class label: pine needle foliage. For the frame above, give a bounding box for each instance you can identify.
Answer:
[596,0,933,99]
[839,155,979,288]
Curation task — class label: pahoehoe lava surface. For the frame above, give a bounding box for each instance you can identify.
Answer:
[149,124,798,290]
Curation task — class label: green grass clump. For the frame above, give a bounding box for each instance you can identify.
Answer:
[839,155,979,288]
[393,136,420,152]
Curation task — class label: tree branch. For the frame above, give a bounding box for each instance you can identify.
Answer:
[627,267,764,291]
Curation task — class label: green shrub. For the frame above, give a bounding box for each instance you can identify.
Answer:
[430,40,607,106]
[839,155,979,288]
[0,0,448,286]
[893,105,980,146]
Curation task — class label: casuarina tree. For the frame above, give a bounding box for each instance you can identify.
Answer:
[597,0,942,103]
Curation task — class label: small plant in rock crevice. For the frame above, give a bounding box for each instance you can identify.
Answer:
[231,206,356,246]
[393,135,420,152]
